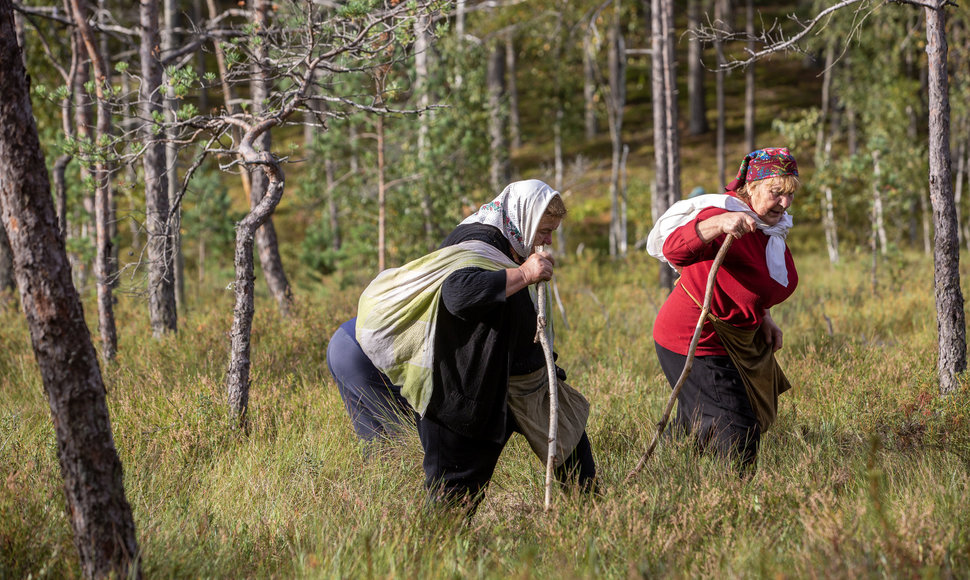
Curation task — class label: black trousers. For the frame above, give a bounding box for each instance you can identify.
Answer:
[655,342,760,471]
[417,413,596,513]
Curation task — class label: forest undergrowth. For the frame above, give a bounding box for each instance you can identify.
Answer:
[2,249,970,578]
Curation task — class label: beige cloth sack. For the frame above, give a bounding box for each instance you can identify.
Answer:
[507,367,590,467]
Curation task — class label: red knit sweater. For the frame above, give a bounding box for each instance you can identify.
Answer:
[652,206,798,356]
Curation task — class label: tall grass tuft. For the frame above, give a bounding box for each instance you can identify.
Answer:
[2,249,969,578]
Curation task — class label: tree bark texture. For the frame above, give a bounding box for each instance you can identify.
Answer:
[140,0,178,336]
[414,14,435,250]
[687,0,709,135]
[607,5,626,258]
[506,31,521,151]
[924,5,966,395]
[250,0,293,316]
[71,0,117,362]
[0,223,14,302]
[227,145,286,427]
[714,0,727,191]
[163,0,185,310]
[487,39,510,193]
[583,26,597,140]
[0,3,141,575]
[743,0,755,152]
[651,0,677,289]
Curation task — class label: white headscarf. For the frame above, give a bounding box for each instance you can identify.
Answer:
[460,179,561,259]
[646,193,793,287]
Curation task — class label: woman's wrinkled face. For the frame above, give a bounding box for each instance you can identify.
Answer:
[533,214,563,248]
[747,178,794,226]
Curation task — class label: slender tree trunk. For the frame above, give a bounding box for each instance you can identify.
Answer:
[687,0,709,135]
[924,4,965,395]
[73,38,93,291]
[743,0,755,152]
[487,39,510,192]
[661,0,681,206]
[506,30,522,151]
[206,0,252,201]
[162,0,184,311]
[607,2,626,258]
[71,0,117,362]
[250,0,293,316]
[583,26,597,140]
[553,4,566,254]
[226,142,287,428]
[871,150,888,255]
[377,113,387,271]
[816,44,839,264]
[651,0,675,289]
[455,0,465,89]
[414,14,435,250]
[141,0,177,336]
[0,5,141,576]
[714,0,727,191]
[326,156,341,252]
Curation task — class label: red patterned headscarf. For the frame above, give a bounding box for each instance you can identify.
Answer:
[726,147,799,192]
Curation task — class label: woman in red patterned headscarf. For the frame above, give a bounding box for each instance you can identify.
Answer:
[646,147,801,473]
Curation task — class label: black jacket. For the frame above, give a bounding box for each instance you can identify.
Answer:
[424,223,545,442]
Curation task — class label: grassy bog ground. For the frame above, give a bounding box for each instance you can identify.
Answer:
[2,249,970,578]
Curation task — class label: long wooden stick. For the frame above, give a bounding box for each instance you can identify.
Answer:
[534,245,560,511]
[626,236,735,482]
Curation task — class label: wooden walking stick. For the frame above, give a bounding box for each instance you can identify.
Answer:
[534,245,560,511]
[625,236,735,483]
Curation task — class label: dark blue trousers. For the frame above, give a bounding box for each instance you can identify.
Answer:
[326,318,416,441]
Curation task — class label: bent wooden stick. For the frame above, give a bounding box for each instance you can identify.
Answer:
[534,245,560,511]
[626,236,735,482]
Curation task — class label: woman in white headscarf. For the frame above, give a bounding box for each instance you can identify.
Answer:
[342,180,595,512]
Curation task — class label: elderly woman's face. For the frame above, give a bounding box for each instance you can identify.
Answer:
[533,214,563,248]
[747,178,794,226]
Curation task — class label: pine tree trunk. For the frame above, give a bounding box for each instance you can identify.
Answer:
[141,0,178,336]
[714,0,726,191]
[414,14,435,250]
[163,0,185,312]
[226,136,287,428]
[743,0,755,152]
[651,0,675,289]
[607,4,626,258]
[71,0,117,362]
[250,0,293,317]
[661,0,681,206]
[686,0,709,135]
[487,39,510,193]
[583,26,597,140]
[506,31,521,151]
[924,4,966,395]
[0,5,141,575]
